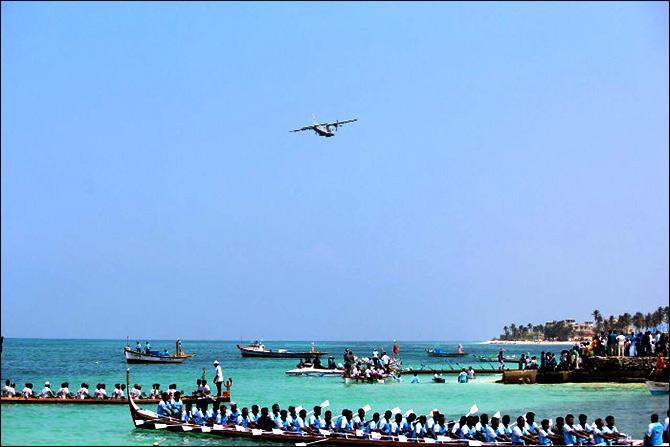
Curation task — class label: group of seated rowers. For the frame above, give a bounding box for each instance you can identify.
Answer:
[2,379,128,399]
[1,378,214,400]
[154,396,634,446]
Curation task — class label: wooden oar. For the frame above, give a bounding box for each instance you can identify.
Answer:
[295,438,330,447]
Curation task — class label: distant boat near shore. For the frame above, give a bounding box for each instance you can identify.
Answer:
[645,380,669,395]
[237,341,327,358]
[124,340,194,364]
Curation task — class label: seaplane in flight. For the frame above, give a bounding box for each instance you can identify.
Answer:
[290,116,358,137]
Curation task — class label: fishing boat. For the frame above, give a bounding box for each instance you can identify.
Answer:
[124,340,194,364]
[645,380,669,396]
[237,341,327,358]
[426,348,467,358]
[285,367,344,377]
[0,394,229,405]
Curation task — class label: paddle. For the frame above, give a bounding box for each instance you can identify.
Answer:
[362,404,372,413]
[391,406,401,415]
[295,438,330,447]
[493,411,501,419]
[306,400,330,416]
[465,404,478,417]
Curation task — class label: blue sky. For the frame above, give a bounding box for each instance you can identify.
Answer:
[2,2,668,340]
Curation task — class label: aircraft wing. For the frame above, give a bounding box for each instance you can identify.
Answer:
[329,118,357,126]
[290,125,316,132]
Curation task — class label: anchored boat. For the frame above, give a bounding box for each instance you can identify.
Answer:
[124,340,194,364]
[645,380,669,395]
[285,367,344,377]
[426,348,467,358]
[237,341,327,358]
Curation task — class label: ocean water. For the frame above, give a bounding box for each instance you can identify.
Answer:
[1,339,666,446]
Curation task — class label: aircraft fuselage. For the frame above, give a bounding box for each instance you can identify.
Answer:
[314,125,335,137]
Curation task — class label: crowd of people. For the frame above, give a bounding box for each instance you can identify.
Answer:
[341,348,402,381]
[151,396,670,446]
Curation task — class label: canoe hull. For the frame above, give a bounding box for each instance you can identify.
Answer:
[502,369,538,384]
[285,367,343,377]
[1,395,229,405]
[237,345,327,358]
[124,348,193,364]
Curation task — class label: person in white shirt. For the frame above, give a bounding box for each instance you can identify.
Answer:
[56,382,70,399]
[94,383,108,399]
[213,360,224,396]
[3,379,16,397]
[129,384,142,400]
[77,383,90,399]
[201,379,211,396]
[111,384,125,399]
[615,332,626,357]
[39,381,55,398]
[22,383,34,398]
[381,351,390,366]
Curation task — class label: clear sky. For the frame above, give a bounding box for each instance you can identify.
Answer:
[1,2,668,340]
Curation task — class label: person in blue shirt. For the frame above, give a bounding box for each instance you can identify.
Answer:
[537,419,553,446]
[378,410,393,435]
[458,369,468,383]
[156,392,171,418]
[170,391,183,417]
[249,404,260,427]
[646,413,665,446]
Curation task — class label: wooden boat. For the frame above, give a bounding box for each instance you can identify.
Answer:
[285,367,344,377]
[124,340,194,364]
[126,368,644,446]
[645,380,669,395]
[1,394,230,405]
[237,341,327,358]
[343,375,399,384]
[426,348,467,358]
[502,369,537,384]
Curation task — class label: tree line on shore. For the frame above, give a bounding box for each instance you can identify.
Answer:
[496,306,669,341]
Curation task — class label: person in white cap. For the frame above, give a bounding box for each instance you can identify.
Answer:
[213,360,223,396]
[39,381,55,398]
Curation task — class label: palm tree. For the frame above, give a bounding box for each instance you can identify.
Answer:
[592,309,603,330]
[618,313,632,331]
[510,323,517,338]
[633,312,645,330]
[644,313,653,330]
[503,326,509,339]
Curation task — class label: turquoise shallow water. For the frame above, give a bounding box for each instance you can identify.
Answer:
[1,339,666,445]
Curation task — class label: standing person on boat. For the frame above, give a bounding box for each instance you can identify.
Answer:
[39,381,55,398]
[457,343,464,354]
[3,379,16,397]
[498,350,506,370]
[392,340,399,359]
[135,341,141,352]
[145,341,151,354]
[213,360,224,396]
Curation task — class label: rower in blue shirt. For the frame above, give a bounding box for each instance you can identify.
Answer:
[646,414,664,446]
[156,393,171,418]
